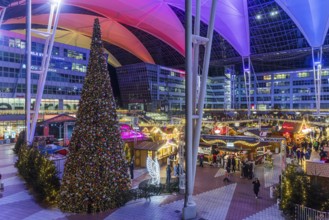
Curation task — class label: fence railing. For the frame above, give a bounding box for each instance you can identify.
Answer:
[295,204,329,220]
[50,156,67,180]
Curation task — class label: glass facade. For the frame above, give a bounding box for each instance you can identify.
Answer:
[0,30,88,112]
[117,63,229,112]
[117,63,329,112]
[234,69,329,110]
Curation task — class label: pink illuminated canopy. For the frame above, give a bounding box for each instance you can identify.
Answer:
[5,14,154,64]
[30,0,185,55]
[12,0,251,61]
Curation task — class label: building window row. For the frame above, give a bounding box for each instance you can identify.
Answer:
[64,49,86,60]
[0,36,86,60]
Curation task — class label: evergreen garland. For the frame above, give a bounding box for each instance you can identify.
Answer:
[15,144,60,205]
[14,130,25,154]
[280,165,309,216]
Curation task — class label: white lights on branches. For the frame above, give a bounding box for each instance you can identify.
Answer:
[146,156,160,185]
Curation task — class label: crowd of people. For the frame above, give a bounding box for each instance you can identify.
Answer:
[287,138,329,164]
[197,150,256,182]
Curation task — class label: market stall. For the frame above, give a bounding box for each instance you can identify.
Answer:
[133,140,179,167]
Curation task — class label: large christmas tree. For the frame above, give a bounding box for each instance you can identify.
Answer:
[59,18,130,213]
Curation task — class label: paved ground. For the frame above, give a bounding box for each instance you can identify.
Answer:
[0,144,285,220]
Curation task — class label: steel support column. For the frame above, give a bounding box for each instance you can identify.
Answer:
[242,57,251,118]
[192,0,217,188]
[183,0,217,219]
[231,74,236,110]
[25,0,32,144]
[312,47,322,115]
[183,0,194,218]
[27,0,62,142]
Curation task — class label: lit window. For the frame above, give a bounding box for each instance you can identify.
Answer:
[274,74,288,79]
[263,75,271,80]
[9,38,15,47]
[297,72,310,78]
[322,71,329,76]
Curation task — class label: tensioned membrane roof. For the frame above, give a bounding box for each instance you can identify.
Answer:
[6,14,154,66]
[0,0,250,66]
[0,0,329,71]
[275,0,329,48]
[12,28,122,67]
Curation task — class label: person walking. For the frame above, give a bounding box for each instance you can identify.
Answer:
[0,173,3,195]
[232,156,236,173]
[226,155,232,172]
[129,159,134,179]
[166,165,172,184]
[252,178,261,199]
[174,163,180,177]
[199,154,204,167]
[216,154,221,167]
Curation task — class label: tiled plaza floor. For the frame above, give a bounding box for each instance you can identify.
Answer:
[0,144,285,220]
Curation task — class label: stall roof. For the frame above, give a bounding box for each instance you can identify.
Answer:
[39,114,76,124]
[135,141,166,151]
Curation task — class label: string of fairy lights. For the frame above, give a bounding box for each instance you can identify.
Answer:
[200,138,261,147]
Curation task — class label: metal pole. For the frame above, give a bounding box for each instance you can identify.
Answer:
[0,7,7,29]
[243,57,251,118]
[29,0,62,141]
[191,0,201,197]
[192,0,201,110]
[25,0,32,144]
[182,0,196,219]
[192,0,218,189]
[312,47,322,115]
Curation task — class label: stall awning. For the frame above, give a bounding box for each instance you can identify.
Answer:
[135,141,166,151]
[40,114,76,124]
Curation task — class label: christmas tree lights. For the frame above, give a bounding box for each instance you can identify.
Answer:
[59,18,130,213]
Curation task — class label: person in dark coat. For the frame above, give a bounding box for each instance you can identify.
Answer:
[226,156,232,172]
[166,165,172,183]
[0,173,3,192]
[232,156,236,172]
[252,178,261,199]
[199,154,204,167]
[129,160,134,179]
[174,163,180,177]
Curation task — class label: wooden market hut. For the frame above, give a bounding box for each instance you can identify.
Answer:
[134,140,169,167]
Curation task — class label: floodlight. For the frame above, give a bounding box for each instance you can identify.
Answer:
[50,0,61,6]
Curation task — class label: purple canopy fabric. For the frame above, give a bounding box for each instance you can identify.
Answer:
[165,0,250,56]
[275,0,329,47]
